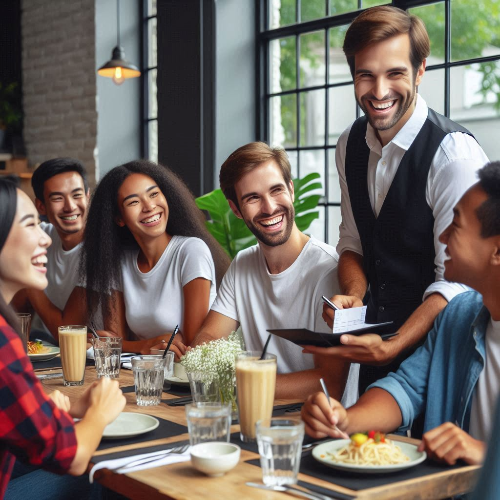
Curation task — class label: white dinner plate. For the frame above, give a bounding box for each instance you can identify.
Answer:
[312,439,427,474]
[28,346,60,362]
[165,375,190,387]
[102,412,160,439]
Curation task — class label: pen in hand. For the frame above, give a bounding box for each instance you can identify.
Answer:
[319,377,349,439]
[322,295,340,311]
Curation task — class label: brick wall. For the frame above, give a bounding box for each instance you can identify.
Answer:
[22,0,97,186]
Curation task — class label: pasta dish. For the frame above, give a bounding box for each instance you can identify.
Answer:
[326,431,410,466]
[27,341,49,354]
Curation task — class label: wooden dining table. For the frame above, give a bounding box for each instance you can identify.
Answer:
[35,363,481,500]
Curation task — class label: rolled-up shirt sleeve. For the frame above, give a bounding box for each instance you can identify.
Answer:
[424,133,489,302]
[336,125,364,257]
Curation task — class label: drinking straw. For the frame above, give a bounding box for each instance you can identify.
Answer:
[163,325,179,358]
[259,334,272,360]
[88,322,99,339]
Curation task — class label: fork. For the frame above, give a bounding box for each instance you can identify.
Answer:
[108,445,190,471]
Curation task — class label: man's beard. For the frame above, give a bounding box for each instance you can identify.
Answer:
[357,88,416,132]
[245,205,295,247]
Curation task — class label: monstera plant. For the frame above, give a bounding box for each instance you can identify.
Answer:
[195,173,322,259]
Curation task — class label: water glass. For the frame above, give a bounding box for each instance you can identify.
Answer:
[187,371,220,403]
[59,325,88,387]
[16,313,31,353]
[149,349,175,379]
[185,402,232,445]
[131,355,166,406]
[92,337,122,379]
[256,417,305,486]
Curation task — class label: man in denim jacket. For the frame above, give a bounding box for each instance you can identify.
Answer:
[301,161,500,466]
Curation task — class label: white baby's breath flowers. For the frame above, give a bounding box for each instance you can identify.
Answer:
[181,331,244,408]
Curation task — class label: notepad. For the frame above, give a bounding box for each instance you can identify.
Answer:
[333,306,392,334]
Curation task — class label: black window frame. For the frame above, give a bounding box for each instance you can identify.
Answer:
[257,0,500,244]
[141,1,158,160]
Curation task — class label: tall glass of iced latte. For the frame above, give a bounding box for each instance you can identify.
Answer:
[59,325,87,386]
[236,351,277,442]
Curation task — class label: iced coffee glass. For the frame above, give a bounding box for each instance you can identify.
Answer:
[59,325,87,386]
[235,351,277,442]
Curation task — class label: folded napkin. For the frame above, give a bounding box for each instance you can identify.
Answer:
[89,446,191,483]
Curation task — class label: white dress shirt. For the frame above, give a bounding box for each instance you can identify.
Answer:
[336,95,489,302]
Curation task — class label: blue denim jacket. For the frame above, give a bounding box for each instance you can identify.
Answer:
[369,291,489,435]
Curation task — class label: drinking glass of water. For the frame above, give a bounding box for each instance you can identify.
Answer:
[131,355,166,406]
[185,402,232,445]
[256,417,305,486]
[92,337,122,379]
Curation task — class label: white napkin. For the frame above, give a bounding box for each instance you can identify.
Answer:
[89,446,191,483]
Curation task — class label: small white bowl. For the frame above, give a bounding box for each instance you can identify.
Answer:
[190,442,240,477]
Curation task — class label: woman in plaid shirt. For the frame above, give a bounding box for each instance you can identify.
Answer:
[0,178,126,498]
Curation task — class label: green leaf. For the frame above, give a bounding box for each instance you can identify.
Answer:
[295,211,319,232]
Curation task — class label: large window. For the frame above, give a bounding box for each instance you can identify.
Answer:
[142,0,158,162]
[259,0,500,246]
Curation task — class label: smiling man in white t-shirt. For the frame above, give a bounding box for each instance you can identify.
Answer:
[192,142,359,404]
[13,158,91,342]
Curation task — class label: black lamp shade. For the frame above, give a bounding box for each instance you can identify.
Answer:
[97,46,141,80]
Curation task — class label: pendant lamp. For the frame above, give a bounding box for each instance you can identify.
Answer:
[97,0,140,85]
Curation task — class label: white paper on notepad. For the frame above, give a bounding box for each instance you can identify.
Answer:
[332,306,374,334]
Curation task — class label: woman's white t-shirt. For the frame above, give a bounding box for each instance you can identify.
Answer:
[119,235,216,339]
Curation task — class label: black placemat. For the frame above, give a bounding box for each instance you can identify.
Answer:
[31,357,95,371]
[97,416,187,451]
[120,385,192,400]
[247,452,466,492]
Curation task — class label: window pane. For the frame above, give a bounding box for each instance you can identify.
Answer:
[148,69,157,119]
[148,17,157,68]
[148,120,158,163]
[328,84,356,145]
[329,25,351,84]
[327,148,341,203]
[450,61,500,161]
[301,0,326,23]
[288,150,298,178]
[410,2,445,66]
[147,0,156,16]
[300,31,326,88]
[362,0,390,7]
[327,205,342,247]
[451,0,500,63]
[299,150,325,197]
[270,37,296,93]
[300,89,326,147]
[305,205,325,242]
[418,68,445,115]
[270,94,297,148]
[330,1,358,16]
[269,0,295,29]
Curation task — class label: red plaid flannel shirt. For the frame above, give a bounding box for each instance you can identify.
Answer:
[0,315,77,498]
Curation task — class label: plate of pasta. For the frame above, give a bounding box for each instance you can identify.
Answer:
[312,432,426,473]
[28,341,60,362]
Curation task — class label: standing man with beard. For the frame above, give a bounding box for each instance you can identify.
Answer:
[13,158,91,342]
[192,142,358,404]
[307,6,489,396]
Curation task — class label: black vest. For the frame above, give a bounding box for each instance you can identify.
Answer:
[345,109,473,393]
